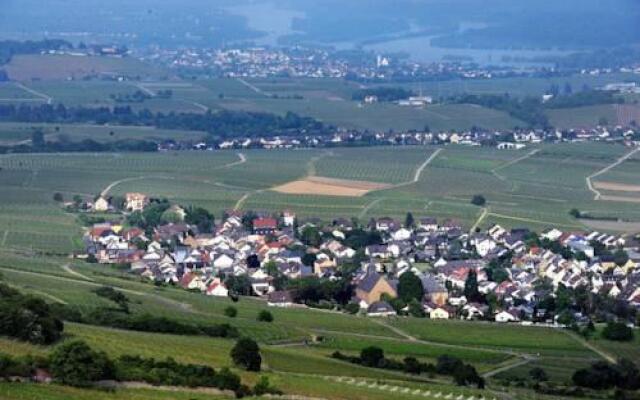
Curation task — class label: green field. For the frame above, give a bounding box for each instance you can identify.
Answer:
[0,142,638,256]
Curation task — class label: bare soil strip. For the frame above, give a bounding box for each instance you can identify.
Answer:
[273,177,391,197]
[593,181,640,192]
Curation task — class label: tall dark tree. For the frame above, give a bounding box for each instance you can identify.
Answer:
[397,271,424,303]
[405,212,415,228]
[464,270,481,302]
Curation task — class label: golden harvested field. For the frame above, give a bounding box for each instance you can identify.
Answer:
[272,176,391,197]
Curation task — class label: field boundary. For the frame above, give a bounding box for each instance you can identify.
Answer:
[587,147,640,200]
[14,83,53,104]
[393,148,443,188]
[491,149,540,183]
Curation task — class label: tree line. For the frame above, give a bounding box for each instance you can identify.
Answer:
[0,104,331,138]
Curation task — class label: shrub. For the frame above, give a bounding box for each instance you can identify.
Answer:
[231,338,262,372]
[257,310,273,322]
[0,283,64,344]
[253,376,283,395]
[471,194,486,206]
[602,322,634,342]
[344,302,360,314]
[50,341,114,387]
[529,367,549,382]
[360,346,385,368]
[224,306,238,318]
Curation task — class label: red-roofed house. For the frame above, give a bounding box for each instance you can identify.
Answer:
[253,218,278,235]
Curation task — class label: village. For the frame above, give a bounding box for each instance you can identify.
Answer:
[82,192,640,327]
[161,123,640,152]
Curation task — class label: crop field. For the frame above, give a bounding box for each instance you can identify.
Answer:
[391,319,595,357]
[547,105,618,129]
[0,384,234,400]
[388,72,640,99]
[4,54,168,81]
[0,142,638,256]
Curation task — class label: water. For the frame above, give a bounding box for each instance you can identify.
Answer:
[227,2,570,67]
[226,2,304,46]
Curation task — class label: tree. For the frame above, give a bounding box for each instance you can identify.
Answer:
[185,206,214,233]
[471,194,486,206]
[302,253,317,267]
[224,306,238,318]
[404,212,415,228]
[408,299,425,318]
[614,249,629,266]
[230,338,261,371]
[257,310,273,322]
[49,341,113,387]
[31,129,45,148]
[360,346,385,367]
[301,226,321,247]
[602,322,634,341]
[403,357,422,374]
[53,192,64,202]
[397,271,424,303]
[246,254,260,269]
[529,367,549,382]
[464,270,481,302]
[569,208,581,218]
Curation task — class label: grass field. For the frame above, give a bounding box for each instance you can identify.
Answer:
[0,142,638,256]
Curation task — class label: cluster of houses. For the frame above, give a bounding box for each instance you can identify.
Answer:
[158,124,640,152]
[83,201,640,324]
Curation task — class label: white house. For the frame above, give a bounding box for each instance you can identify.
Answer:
[495,310,520,323]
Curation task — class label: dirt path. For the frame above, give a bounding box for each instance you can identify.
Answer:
[237,77,270,97]
[491,149,540,183]
[561,330,616,364]
[470,207,489,232]
[61,264,95,282]
[100,153,247,197]
[394,148,443,188]
[100,176,150,197]
[482,356,535,378]
[358,198,384,219]
[133,83,156,97]
[587,147,640,200]
[15,82,53,104]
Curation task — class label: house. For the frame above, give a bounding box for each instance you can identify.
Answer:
[418,217,438,232]
[282,210,296,227]
[355,272,397,306]
[125,192,149,212]
[94,197,110,212]
[495,309,520,323]
[429,305,452,319]
[367,301,397,317]
[253,217,278,235]
[179,272,206,291]
[205,278,229,297]
[267,290,294,307]
[421,274,448,306]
